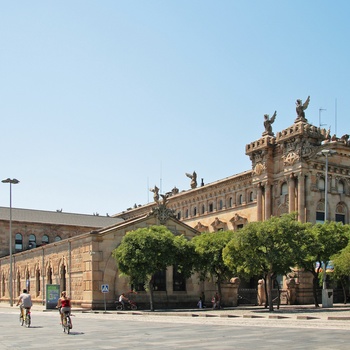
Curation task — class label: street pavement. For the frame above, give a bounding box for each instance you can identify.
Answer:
[1,303,350,349]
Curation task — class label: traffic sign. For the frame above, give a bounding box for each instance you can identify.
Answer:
[101,284,109,293]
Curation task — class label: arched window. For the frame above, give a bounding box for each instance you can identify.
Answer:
[338,180,345,194]
[15,233,23,252]
[54,236,62,242]
[281,182,288,195]
[229,197,233,207]
[193,207,197,216]
[47,266,53,285]
[28,234,36,249]
[238,194,243,205]
[335,203,346,224]
[60,265,67,293]
[219,200,223,210]
[17,272,21,296]
[201,205,205,214]
[185,209,189,218]
[318,178,325,191]
[42,235,49,245]
[208,203,214,212]
[249,191,254,202]
[26,270,30,292]
[316,201,325,223]
[177,211,181,220]
[36,269,41,297]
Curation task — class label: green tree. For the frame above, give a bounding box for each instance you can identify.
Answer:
[223,213,306,312]
[331,243,350,303]
[112,225,194,311]
[296,221,349,307]
[192,230,234,303]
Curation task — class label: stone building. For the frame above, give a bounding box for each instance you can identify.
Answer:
[0,206,239,309]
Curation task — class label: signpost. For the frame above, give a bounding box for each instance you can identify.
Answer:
[101,284,109,313]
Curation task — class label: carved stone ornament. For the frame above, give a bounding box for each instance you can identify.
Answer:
[283,151,300,166]
[150,204,176,225]
[253,163,265,175]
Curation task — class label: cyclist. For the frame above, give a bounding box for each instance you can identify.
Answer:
[119,293,129,310]
[56,291,72,326]
[16,289,32,321]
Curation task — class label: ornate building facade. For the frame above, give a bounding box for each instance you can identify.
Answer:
[1,98,350,307]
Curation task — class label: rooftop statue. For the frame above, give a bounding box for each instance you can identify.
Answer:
[263,111,276,136]
[295,96,310,122]
[185,171,197,189]
[150,185,160,204]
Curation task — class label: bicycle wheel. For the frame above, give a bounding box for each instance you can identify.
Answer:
[25,313,31,328]
[66,316,71,334]
[26,315,31,327]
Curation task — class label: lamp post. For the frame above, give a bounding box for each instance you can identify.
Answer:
[2,178,20,306]
[317,149,336,306]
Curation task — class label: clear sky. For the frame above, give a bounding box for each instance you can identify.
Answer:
[1,1,349,216]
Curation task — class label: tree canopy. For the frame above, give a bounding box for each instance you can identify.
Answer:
[192,230,234,301]
[112,225,194,310]
[223,213,306,311]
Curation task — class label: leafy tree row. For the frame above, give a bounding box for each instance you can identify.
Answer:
[113,215,350,312]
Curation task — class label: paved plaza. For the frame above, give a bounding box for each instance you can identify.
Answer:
[1,303,350,349]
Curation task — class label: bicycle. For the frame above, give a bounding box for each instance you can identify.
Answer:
[62,310,72,334]
[19,307,31,328]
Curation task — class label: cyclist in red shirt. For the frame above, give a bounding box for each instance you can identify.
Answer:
[57,291,72,325]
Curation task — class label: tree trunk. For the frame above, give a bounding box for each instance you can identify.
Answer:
[341,279,347,304]
[148,280,154,311]
[217,278,222,309]
[312,272,320,307]
[266,272,274,312]
[275,277,280,310]
[263,275,268,309]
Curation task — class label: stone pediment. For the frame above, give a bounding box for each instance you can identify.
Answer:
[194,222,209,233]
[230,213,247,225]
[211,217,227,231]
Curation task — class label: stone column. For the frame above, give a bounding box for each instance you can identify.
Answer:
[298,173,305,222]
[289,174,296,213]
[265,182,271,219]
[257,183,263,221]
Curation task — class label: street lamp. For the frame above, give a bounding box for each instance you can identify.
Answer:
[316,149,336,306]
[2,178,20,306]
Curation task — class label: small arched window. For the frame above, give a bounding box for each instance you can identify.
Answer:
[249,191,254,202]
[238,194,243,205]
[316,201,325,223]
[15,233,23,251]
[28,234,36,249]
[336,203,346,224]
[219,200,223,210]
[338,181,345,194]
[229,197,233,207]
[54,236,62,242]
[201,205,205,214]
[281,182,288,195]
[42,235,49,245]
[193,207,197,216]
[318,178,325,191]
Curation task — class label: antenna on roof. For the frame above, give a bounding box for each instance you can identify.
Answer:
[335,98,337,135]
[319,108,326,128]
[160,161,162,195]
[147,177,149,203]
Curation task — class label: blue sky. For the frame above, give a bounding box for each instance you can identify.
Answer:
[1,1,349,216]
